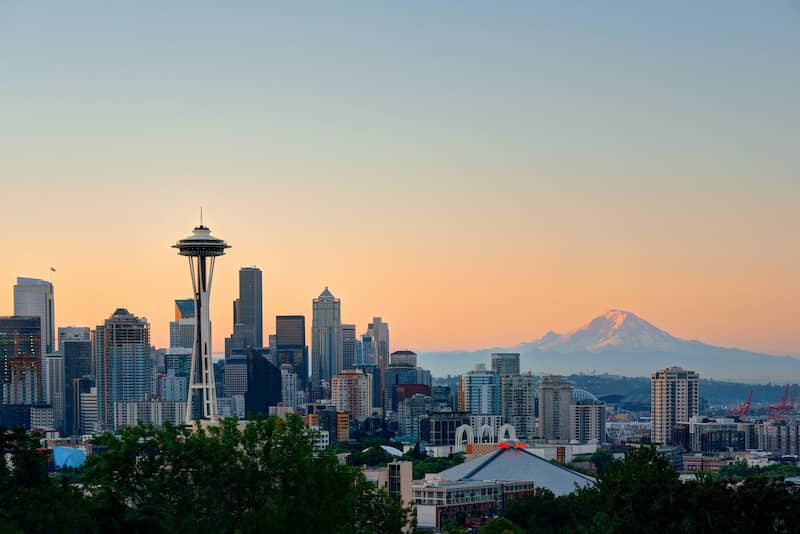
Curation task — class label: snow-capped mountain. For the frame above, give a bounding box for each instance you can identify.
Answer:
[419,310,800,382]
[534,309,685,353]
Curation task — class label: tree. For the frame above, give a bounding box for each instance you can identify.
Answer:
[479,517,524,534]
[82,415,410,533]
[0,427,92,532]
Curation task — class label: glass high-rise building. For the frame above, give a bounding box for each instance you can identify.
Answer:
[459,363,501,416]
[94,308,153,431]
[311,287,341,388]
[0,316,42,405]
[225,267,263,355]
[60,327,92,436]
[275,315,308,389]
[169,299,195,349]
[14,277,55,356]
[340,324,356,373]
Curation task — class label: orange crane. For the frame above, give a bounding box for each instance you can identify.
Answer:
[728,390,752,419]
[768,384,798,421]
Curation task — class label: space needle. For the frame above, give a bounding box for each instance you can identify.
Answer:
[173,220,230,424]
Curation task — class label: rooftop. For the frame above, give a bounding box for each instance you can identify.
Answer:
[431,447,595,496]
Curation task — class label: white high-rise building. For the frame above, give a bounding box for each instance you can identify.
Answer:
[79,386,98,435]
[45,353,65,433]
[331,370,372,422]
[280,364,298,409]
[14,277,55,356]
[651,367,699,445]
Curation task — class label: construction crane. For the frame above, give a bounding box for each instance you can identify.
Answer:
[727,390,752,419]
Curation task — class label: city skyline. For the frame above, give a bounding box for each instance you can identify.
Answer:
[1,2,798,356]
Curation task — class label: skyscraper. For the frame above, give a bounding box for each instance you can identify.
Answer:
[360,333,377,366]
[245,348,281,416]
[459,364,501,416]
[14,277,55,356]
[538,374,572,441]
[501,373,536,441]
[239,267,263,348]
[0,317,42,406]
[340,324,356,373]
[169,299,195,349]
[275,315,308,390]
[651,366,699,445]
[59,326,92,434]
[45,353,65,433]
[311,287,341,388]
[367,317,390,369]
[94,308,153,431]
[491,353,520,376]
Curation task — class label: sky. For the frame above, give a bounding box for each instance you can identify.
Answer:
[1,2,798,356]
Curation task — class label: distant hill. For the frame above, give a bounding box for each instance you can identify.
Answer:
[419,309,800,383]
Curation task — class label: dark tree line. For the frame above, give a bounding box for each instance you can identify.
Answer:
[1,416,410,533]
[493,446,800,533]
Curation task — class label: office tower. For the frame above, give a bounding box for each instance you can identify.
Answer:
[501,373,536,441]
[491,353,520,376]
[94,309,153,431]
[226,267,263,355]
[391,350,417,367]
[45,353,65,433]
[651,366,700,445]
[459,364,501,416]
[224,354,248,397]
[0,316,42,405]
[169,299,196,349]
[239,267,263,348]
[360,334,377,366]
[398,393,434,440]
[174,224,229,424]
[245,348,281,416]
[571,401,606,443]
[340,324,356,373]
[58,326,90,350]
[14,277,55,356]
[331,370,372,422]
[280,364,298,409]
[275,315,308,389]
[367,317,390,369]
[383,364,427,413]
[60,328,92,436]
[538,374,572,441]
[311,287,341,387]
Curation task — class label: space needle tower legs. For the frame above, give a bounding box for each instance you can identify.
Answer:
[174,223,230,425]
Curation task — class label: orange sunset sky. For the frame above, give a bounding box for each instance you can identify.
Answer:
[1,3,798,356]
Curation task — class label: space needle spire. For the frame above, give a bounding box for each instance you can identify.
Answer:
[173,220,230,424]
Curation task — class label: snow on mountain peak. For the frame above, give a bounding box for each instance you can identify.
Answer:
[536,309,681,353]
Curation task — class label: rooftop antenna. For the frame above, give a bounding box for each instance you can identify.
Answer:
[200,206,204,226]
